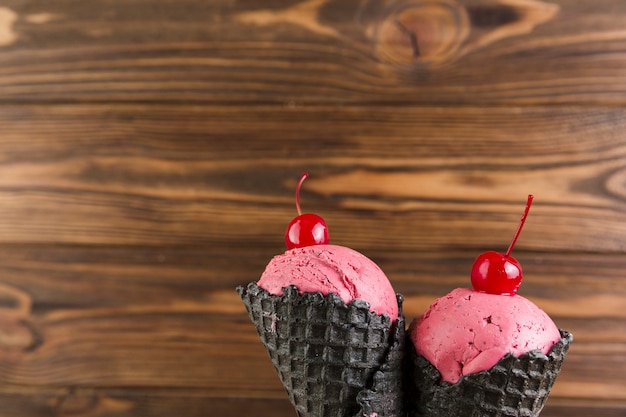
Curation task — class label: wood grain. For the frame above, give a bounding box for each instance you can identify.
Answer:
[0,388,624,417]
[1,104,626,253]
[1,0,625,415]
[0,0,624,104]
[0,248,624,401]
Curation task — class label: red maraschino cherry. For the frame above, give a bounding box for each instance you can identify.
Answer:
[471,195,534,296]
[285,173,329,249]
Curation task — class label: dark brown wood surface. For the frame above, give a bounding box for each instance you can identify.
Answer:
[0,0,625,416]
[0,0,625,105]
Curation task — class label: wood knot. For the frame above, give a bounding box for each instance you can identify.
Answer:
[0,319,41,351]
[0,283,41,352]
[373,0,470,68]
[370,0,560,70]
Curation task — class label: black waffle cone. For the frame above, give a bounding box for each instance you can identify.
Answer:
[238,282,406,417]
[407,329,573,417]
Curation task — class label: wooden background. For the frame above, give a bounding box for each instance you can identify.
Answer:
[1,0,625,416]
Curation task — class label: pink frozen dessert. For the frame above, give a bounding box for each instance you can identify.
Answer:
[410,287,559,383]
[410,195,561,383]
[239,173,406,417]
[258,244,399,321]
[407,195,572,417]
[258,172,398,321]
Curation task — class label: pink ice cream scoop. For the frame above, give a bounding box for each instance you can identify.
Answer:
[409,287,560,384]
[411,195,562,384]
[257,244,399,321]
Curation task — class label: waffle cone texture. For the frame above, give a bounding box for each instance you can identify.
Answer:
[407,329,573,417]
[238,282,406,417]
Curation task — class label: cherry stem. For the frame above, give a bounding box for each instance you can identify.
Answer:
[295,172,309,216]
[505,194,534,257]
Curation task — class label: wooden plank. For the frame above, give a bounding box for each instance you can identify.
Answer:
[0,387,624,417]
[0,247,624,403]
[1,104,626,252]
[0,386,295,417]
[1,1,623,416]
[0,0,625,104]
